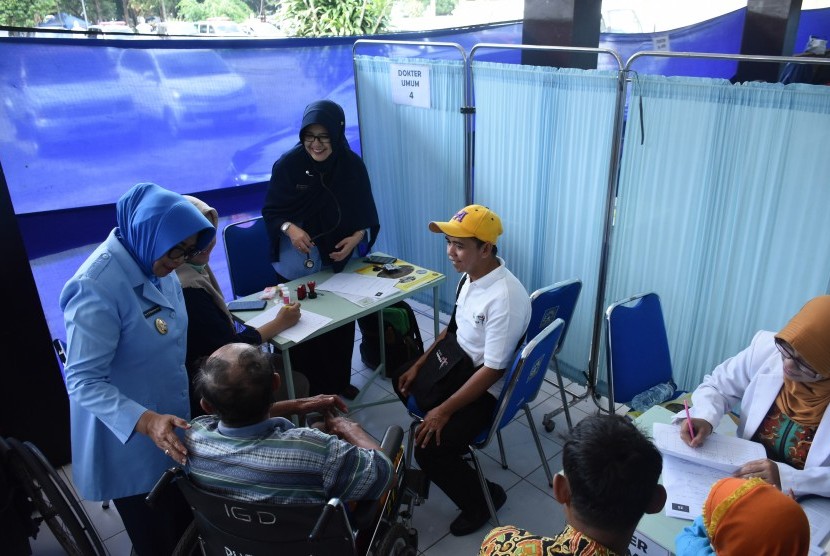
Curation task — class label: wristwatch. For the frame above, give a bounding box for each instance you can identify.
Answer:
[280,221,292,234]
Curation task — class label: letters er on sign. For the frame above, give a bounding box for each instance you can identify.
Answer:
[390,64,431,108]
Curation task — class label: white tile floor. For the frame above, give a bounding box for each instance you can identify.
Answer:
[29,299,626,555]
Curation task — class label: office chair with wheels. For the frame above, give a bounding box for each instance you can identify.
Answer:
[223,216,280,299]
[148,425,419,556]
[527,278,583,433]
[604,292,676,414]
[1,436,107,556]
[406,318,565,525]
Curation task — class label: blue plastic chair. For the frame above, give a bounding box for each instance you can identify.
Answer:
[222,216,280,299]
[528,279,582,432]
[604,292,674,413]
[406,318,565,525]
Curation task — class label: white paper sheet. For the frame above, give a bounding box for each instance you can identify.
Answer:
[243,305,332,343]
[802,496,830,551]
[331,290,384,308]
[317,272,399,300]
[653,422,766,473]
[661,454,727,519]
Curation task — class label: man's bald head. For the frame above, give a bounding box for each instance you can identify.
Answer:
[194,343,276,427]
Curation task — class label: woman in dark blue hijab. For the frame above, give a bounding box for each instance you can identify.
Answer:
[263,100,380,398]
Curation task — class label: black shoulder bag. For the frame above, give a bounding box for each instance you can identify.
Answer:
[410,275,478,411]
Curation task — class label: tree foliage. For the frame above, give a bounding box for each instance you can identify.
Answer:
[176,0,251,22]
[0,0,394,32]
[279,0,392,37]
[0,0,63,27]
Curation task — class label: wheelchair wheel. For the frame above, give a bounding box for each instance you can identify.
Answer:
[172,520,201,556]
[5,438,106,556]
[373,522,417,556]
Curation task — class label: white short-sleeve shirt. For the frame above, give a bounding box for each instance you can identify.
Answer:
[454,258,531,398]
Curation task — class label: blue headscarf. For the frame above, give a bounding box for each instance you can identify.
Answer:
[116,183,215,279]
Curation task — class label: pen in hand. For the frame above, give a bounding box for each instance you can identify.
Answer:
[684,399,696,446]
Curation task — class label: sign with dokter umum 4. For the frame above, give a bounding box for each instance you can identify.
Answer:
[390,64,431,108]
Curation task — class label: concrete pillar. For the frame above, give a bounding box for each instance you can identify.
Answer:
[734,0,804,82]
[521,0,602,69]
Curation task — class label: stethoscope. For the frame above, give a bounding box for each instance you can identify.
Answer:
[303,169,342,269]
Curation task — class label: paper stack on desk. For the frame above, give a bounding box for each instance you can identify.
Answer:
[652,422,766,519]
[317,273,399,306]
[653,422,766,473]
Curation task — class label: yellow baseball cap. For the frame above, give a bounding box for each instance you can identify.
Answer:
[428,204,503,244]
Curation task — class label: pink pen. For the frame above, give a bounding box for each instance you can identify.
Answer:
[684,399,695,443]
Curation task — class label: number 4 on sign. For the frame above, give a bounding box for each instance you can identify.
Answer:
[409,92,414,99]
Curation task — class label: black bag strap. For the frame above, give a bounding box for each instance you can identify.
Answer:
[447,274,467,334]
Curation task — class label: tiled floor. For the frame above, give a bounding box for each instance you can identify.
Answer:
[29,299,625,555]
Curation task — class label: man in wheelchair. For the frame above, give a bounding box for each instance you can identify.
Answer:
[159,343,419,555]
[186,343,393,505]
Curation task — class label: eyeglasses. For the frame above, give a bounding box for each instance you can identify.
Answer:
[302,133,331,145]
[166,244,202,261]
[775,341,821,379]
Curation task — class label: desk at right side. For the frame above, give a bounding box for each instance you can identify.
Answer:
[632,405,830,556]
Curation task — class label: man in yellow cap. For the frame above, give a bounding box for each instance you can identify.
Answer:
[394,204,531,536]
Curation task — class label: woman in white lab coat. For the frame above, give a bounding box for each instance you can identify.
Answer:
[677,296,830,498]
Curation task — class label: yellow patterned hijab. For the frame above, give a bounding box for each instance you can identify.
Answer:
[775,295,830,427]
[703,477,809,555]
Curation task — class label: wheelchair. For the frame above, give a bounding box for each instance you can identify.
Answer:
[0,436,106,556]
[147,425,426,556]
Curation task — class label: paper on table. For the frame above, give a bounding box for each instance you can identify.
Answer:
[662,454,727,519]
[243,305,332,343]
[653,422,766,473]
[317,273,399,300]
[333,290,383,308]
[802,496,830,550]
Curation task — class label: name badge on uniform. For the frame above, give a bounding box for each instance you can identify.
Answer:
[155,318,168,335]
[143,305,161,318]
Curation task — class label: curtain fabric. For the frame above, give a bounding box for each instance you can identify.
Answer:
[609,75,830,390]
[471,61,621,380]
[354,54,467,312]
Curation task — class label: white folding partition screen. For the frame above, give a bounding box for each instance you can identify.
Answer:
[353,42,467,312]
[606,53,830,391]
[353,42,830,398]
[469,46,624,386]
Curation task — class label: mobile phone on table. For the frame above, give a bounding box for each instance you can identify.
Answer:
[227,299,267,312]
[365,254,397,265]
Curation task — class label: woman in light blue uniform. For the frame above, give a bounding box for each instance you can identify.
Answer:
[60,182,214,555]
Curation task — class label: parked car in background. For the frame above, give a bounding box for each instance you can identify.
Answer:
[2,48,135,150]
[195,19,248,36]
[88,21,136,35]
[155,20,198,36]
[600,9,644,33]
[116,49,257,136]
[241,19,286,37]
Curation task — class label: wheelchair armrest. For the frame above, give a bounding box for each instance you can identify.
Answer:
[349,425,404,531]
[379,425,404,462]
[145,467,181,508]
[308,498,344,541]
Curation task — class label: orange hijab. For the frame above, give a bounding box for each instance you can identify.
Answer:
[703,477,809,555]
[775,295,830,427]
